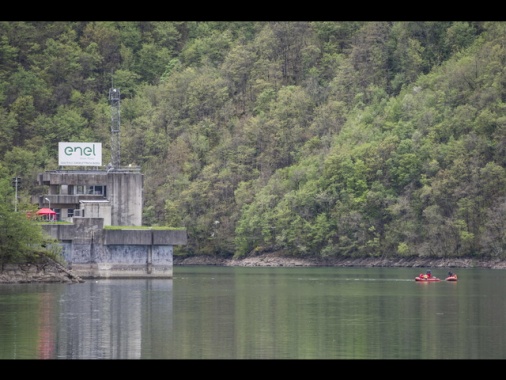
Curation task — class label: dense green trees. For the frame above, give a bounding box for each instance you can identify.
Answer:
[0,164,60,267]
[2,21,506,261]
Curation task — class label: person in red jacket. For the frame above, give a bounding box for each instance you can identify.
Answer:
[418,270,432,279]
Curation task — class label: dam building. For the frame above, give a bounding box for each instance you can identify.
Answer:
[35,166,186,279]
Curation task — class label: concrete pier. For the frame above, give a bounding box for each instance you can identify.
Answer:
[42,219,187,279]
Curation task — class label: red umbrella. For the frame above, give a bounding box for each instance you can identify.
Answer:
[36,208,56,221]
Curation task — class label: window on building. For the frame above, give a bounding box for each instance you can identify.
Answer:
[67,209,74,218]
[73,185,105,195]
[87,185,105,195]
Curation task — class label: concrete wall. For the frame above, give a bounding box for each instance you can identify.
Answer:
[79,202,112,225]
[42,220,186,279]
[104,229,187,245]
[107,172,143,226]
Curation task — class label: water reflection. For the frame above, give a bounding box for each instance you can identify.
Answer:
[1,267,506,359]
[38,291,57,359]
[56,280,173,359]
[0,280,173,360]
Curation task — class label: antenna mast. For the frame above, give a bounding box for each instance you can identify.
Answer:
[109,87,121,169]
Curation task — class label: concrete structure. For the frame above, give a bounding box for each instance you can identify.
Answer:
[34,167,186,279]
[36,167,143,226]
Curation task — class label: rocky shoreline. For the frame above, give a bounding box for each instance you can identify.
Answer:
[173,253,506,269]
[0,259,84,284]
[2,253,505,284]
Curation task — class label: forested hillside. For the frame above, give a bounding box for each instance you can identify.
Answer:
[2,21,506,261]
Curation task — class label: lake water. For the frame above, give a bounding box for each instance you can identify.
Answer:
[0,266,505,359]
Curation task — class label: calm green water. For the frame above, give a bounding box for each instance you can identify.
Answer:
[0,266,504,359]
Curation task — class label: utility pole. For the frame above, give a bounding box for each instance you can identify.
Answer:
[12,177,20,212]
[109,87,121,169]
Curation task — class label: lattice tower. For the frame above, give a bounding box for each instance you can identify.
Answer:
[109,87,121,169]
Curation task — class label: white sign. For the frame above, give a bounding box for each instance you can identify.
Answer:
[59,142,102,166]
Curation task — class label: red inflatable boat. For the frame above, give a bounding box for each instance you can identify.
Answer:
[415,276,441,282]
